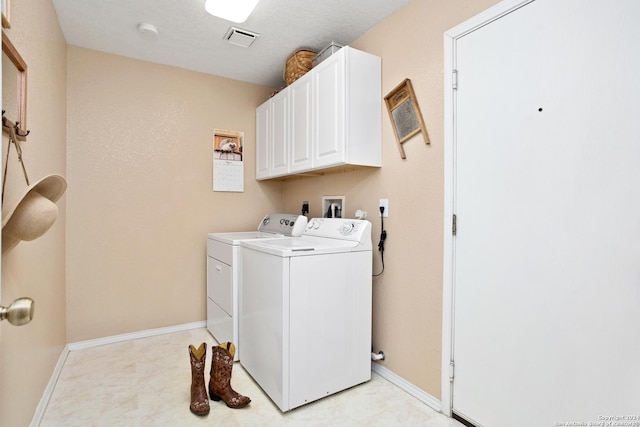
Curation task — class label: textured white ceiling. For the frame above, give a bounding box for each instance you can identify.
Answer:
[52,0,410,88]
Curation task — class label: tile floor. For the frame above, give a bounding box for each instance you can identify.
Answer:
[40,328,463,427]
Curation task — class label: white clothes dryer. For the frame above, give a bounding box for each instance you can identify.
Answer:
[206,213,307,361]
[239,218,372,411]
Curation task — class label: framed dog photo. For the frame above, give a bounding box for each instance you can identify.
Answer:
[384,78,429,159]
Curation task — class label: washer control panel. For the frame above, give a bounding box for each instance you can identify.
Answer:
[304,218,372,244]
[257,214,308,236]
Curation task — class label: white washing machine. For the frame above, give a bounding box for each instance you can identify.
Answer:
[207,213,307,361]
[239,218,372,411]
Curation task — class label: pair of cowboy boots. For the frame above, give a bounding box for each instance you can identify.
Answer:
[188,342,251,416]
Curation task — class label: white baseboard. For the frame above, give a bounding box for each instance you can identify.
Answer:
[30,321,206,426]
[67,321,206,351]
[30,345,70,427]
[371,362,442,413]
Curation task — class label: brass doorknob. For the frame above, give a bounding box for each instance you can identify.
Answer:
[0,297,34,326]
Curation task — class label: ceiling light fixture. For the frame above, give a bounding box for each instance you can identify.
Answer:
[204,0,260,23]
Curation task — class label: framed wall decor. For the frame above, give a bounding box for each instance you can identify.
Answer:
[1,0,10,29]
[2,31,28,140]
[384,78,429,159]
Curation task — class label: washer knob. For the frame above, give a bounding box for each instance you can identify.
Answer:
[341,222,355,234]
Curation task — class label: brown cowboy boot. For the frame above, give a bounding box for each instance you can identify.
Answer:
[209,342,251,408]
[188,343,210,416]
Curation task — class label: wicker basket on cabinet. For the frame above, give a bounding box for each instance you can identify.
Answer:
[283,49,317,85]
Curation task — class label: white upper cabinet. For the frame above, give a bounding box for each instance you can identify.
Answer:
[255,101,271,180]
[289,75,313,173]
[255,46,381,180]
[255,89,289,179]
[313,51,345,169]
[270,90,289,177]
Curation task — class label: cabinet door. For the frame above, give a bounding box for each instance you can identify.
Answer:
[289,77,313,172]
[313,52,345,168]
[255,101,270,180]
[271,91,289,177]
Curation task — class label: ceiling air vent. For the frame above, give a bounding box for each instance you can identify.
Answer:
[223,27,259,48]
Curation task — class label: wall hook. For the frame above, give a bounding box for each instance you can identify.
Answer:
[1,109,8,128]
[2,110,30,138]
[13,121,30,137]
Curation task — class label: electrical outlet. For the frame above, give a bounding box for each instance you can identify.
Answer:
[379,199,389,217]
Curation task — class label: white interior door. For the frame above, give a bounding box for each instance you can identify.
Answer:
[450,1,640,426]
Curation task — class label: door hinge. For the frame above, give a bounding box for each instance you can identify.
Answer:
[449,360,455,381]
[452,214,457,235]
[452,70,458,90]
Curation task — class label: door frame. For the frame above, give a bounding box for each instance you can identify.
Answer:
[440,0,535,417]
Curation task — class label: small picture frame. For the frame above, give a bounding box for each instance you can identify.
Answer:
[384,78,429,159]
[1,0,10,29]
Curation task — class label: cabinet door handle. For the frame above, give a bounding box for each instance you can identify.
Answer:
[215,265,222,273]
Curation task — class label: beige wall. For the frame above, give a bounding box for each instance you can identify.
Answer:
[65,47,280,342]
[0,0,68,425]
[281,0,500,398]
